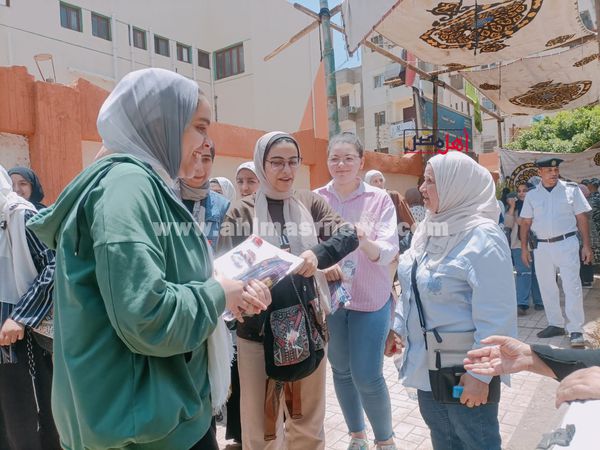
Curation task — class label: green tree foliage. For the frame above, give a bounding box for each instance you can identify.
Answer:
[506,106,600,153]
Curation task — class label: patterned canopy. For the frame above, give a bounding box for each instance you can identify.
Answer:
[342,0,594,68]
[462,41,599,114]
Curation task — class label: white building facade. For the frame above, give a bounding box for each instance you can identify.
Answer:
[0,0,323,133]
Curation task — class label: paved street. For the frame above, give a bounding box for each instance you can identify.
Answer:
[218,282,600,449]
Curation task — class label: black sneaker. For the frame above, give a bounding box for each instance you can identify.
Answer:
[570,332,585,348]
[536,326,566,338]
[517,307,528,316]
[534,304,545,311]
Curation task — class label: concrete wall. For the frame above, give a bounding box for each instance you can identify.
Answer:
[0,132,30,169]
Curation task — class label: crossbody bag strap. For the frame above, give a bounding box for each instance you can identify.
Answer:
[411,259,444,351]
[410,259,429,350]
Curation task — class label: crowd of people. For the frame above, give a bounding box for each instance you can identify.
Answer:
[1,68,599,450]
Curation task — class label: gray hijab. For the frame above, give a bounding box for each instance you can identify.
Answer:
[97,68,200,186]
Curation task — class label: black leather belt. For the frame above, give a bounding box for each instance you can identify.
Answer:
[537,231,577,243]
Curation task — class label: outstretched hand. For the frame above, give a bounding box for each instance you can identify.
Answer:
[464,336,533,376]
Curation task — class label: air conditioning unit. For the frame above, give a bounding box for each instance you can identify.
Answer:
[348,106,359,114]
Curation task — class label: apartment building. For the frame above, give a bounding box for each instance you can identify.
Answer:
[0,0,323,133]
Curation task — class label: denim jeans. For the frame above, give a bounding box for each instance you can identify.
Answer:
[327,299,393,442]
[512,248,543,308]
[417,390,501,450]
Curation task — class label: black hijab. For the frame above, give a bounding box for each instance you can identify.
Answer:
[8,167,46,210]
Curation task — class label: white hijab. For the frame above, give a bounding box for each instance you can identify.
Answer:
[96,68,199,188]
[364,169,385,185]
[236,161,256,177]
[408,152,500,269]
[0,165,38,305]
[211,177,237,202]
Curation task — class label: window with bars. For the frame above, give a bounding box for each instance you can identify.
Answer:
[374,111,386,127]
[198,50,210,69]
[177,43,191,63]
[60,2,82,32]
[340,95,350,107]
[128,26,147,50]
[215,43,244,80]
[91,12,111,41]
[154,35,170,57]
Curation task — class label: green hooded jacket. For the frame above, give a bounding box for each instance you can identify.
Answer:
[28,155,225,450]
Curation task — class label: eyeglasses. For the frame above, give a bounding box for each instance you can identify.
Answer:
[265,157,302,171]
[327,156,360,166]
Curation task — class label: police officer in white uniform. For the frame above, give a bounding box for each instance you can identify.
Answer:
[520,157,592,347]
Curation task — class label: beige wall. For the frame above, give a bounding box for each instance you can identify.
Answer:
[0,132,30,169]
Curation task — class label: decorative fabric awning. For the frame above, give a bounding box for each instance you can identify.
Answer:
[342,0,594,68]
[498,147,600,188]
[462,41,599,115]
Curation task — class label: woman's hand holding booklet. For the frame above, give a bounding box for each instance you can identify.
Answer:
[214,235,303,320]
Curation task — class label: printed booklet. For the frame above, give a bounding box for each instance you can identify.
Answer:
[214,234,303,289]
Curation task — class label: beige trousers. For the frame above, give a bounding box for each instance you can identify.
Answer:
[237,337,326,450]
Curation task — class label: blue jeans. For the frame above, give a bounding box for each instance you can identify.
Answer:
[512,248,543,308]
[417,390,501,450]
[327,299,393,442]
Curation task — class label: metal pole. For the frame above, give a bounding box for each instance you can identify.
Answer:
[319,0,340,138]
[497,119,503,147]
[595,0,600,57]
[432,78,439,161]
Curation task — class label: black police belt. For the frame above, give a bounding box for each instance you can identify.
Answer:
[536,231,577,243]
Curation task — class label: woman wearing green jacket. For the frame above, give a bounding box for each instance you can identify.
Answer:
[28,68,270,450]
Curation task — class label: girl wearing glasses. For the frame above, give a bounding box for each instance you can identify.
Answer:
[218,131,358,450]
[314,132,399,450]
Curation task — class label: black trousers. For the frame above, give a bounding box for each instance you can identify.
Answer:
[0,333,60,450]
[225,347,242,443]
[189,418,219,450]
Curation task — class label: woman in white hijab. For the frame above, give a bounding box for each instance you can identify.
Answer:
[364,169,386,189]
[235,161,260,197]
[386,152,517,450]
[28,68,271,450]
[0,165,59,450]
[210,176,237,202]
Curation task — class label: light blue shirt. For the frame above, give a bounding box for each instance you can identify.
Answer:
[393,223,517,391]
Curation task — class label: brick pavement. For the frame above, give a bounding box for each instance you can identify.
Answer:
[218,283,599,450]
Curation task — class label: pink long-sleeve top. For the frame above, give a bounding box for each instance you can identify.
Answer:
[314,181,399,312]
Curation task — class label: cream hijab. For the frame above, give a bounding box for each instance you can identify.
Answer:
[252,131,319,254]
[408,152,500,269]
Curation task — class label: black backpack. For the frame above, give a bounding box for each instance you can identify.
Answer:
[262,275,326,382]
